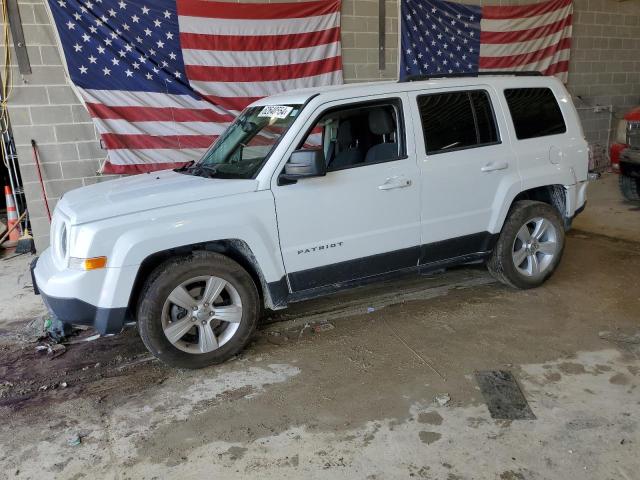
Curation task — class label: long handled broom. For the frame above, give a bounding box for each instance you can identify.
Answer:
[15,222,35,253]
[0,209,26,248]
[14,140,50,253]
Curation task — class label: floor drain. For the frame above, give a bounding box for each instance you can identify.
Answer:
[475,370,536,420]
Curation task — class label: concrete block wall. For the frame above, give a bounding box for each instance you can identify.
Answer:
[2,0,640,250]
[2,0,115,250]
[568,0,640,146]
[341,0,400,81]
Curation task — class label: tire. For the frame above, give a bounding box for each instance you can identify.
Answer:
[619,175,640,202]
[137,251,259,369]
[487,200,565,290]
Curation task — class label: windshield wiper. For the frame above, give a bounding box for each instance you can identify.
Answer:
[173,160,195,172]
[185,163,219,178]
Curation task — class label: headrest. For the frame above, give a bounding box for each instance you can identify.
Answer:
[337,120,354,148]
[368,109,395,135]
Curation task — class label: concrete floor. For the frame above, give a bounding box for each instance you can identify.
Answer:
[572,173,640,244]
[0,174,639,480]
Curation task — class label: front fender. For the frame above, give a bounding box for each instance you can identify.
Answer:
[72,190,286,308]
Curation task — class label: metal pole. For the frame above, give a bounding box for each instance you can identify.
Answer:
[0,129,20,220]
[7,130,23,210]
[6,0,31,75]
[605,104,613,163]
[378,0,385,70]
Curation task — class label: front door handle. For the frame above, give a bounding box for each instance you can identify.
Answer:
[481,161,508,172]
[378,177,412,190]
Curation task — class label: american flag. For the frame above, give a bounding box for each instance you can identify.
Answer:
[48,0,343,174]
[400,0,572,82]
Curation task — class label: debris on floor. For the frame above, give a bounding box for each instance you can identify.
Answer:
[66,333,101,344]
[67,433,82,447]
[312,322,335,333]
[296,323,312,340]
[35,343,67,358]
[434,393,451,407]
[0,327,159,410]
[264,330,290,346]
[475,370,536,420]
[45,314,74,342]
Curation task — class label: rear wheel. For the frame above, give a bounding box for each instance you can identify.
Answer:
[487,200,565,289]
[137,252,259,369]
[619,175,640,202]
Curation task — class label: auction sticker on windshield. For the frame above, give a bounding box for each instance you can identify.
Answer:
[258,105,294,119]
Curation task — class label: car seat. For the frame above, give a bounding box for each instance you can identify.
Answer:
[365,109,398,163]
[330,120,363,169]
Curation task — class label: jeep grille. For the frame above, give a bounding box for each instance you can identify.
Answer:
[629,120,640,149]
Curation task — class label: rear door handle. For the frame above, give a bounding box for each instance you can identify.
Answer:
[481,161,508,172]
[378,177,412,190]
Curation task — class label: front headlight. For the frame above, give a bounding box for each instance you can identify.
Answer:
[60,222,68,258]
[49,213,70,268]
[615,119,629,144]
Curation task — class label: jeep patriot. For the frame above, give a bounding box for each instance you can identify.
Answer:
[33,73,589,368]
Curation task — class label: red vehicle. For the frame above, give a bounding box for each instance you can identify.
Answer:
[610,107,640,201]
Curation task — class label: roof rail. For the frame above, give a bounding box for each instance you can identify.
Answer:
[399,71,542,83]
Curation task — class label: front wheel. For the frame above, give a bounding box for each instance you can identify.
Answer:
[487,200,565,289]
[619,175,640,202]
[137,252,259,369]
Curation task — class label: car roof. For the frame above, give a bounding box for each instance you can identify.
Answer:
[250,75,565,107]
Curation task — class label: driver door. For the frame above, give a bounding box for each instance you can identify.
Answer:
[271,95,421,293]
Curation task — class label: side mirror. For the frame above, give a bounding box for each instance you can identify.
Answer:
[280,149,326,181]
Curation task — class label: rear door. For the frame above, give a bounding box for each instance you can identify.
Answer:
[408,86,521,264]
[271,94,421,293]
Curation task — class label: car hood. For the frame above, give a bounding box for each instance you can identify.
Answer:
[57,169,259,225]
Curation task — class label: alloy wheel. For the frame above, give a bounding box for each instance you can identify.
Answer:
[511,217,559,278]
[161,275,243,354]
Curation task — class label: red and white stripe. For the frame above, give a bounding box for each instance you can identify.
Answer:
[178,0,343,113]
[479,0,572,82]
[99,0,342,174]
[83,88,227,174]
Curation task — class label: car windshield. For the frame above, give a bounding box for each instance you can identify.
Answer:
[182,104,303,179]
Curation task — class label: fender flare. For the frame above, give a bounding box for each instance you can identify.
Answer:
[492,183,568,234]
[127,239,287,317]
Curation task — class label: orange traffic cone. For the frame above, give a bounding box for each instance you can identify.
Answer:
[4,185,20,245]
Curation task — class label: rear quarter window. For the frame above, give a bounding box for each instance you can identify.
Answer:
[504,88,566,140]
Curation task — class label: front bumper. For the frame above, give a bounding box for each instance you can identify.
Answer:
[620,148,640,178]
[31,255,130,334]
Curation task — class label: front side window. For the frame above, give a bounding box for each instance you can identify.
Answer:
[418,90,499,155]
[504,88,566,140]
[187,104,302,179]
[299,100,405,172]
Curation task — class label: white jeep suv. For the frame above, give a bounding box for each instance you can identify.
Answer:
[33,74,589,368]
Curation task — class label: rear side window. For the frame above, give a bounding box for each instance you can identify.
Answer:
[504,88,566,140]
[417,90,499,155]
